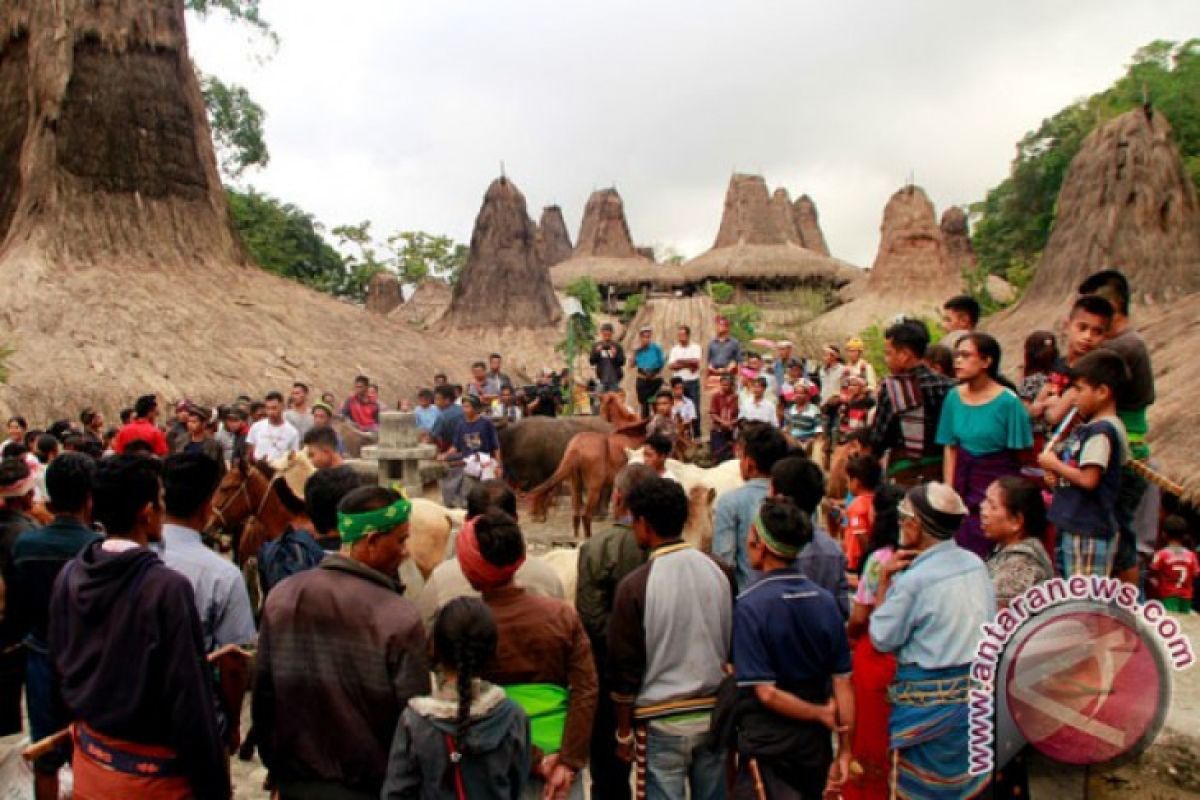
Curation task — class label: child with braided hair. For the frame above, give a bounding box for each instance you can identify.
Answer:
[382,597,531,799]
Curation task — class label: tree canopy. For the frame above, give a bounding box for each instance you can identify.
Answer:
[972,39,1200,286]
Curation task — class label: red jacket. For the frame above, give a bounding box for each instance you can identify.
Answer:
[113,420,168,456]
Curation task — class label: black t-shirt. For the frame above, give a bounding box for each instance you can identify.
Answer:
[532,385,559,417]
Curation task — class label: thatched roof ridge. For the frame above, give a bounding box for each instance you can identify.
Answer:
[575,188,639,259]
[536,205,574,267]
[792,194,831,256]
[682,242,861,285]
[770,188,802,245]
[551,256,684,290]
[714,174,796,248]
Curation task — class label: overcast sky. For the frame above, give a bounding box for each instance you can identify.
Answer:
[189,1,1197,268]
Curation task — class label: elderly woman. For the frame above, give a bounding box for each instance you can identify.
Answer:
[869,482,995,800]
[981,476,1054,608]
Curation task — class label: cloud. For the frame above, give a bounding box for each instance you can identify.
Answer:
[189,0,1197,267]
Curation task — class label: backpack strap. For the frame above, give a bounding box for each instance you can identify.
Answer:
[444,733,466,800]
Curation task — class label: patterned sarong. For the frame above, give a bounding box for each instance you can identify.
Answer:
[70,723,192,800]
[888,664,989,800]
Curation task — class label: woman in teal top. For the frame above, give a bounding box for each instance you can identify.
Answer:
[936,333,1033,558]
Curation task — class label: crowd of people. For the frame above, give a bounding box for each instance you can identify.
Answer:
[0,268,1195,799]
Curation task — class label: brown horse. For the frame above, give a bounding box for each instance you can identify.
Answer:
[205,457,309,566]
[525,397,649,539]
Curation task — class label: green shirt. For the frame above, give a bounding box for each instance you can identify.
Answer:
[936,388,1033,456]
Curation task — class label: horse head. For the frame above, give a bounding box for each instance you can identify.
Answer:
[600,392,640,427]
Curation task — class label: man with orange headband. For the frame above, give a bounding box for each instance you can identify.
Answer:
[254,485,429,799]
[462,508,597,800]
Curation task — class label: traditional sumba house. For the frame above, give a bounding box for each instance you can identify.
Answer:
[550,188,684,304]
[680,174,860,304]
[986,107,1200,503]
[442,175,562,329]
[0,0,477,419]
[536,205,574,267]
[393,278,452,327]
[811,184,961,335]
[365,271,403,314]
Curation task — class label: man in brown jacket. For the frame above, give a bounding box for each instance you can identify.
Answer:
[460,509,597,799]
[253,485,430,800]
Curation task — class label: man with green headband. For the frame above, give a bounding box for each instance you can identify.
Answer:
[727,495,854,799]
[253,485,430,799]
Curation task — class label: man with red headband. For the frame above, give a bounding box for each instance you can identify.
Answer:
[461,508,597,799]
[254,485,429,798]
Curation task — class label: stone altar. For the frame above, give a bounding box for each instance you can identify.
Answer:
[360,411,437,493]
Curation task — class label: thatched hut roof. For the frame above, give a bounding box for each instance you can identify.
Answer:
[770,188,802,245]
[681,243,860,285]
[550,256,684,291]
[393,278,452,326]
[442,176,561,329]
[574,188,639,259]
[714,174,797,248]
[536,205,573,267]
[811,184,960,335]
[365,270,403,314]
[941,206,976,274]
[984,108,1200,502]
[793,194,831,256]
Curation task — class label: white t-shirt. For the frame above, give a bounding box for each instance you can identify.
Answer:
[669,344,703,382]
[246,418,300,462]
[672,397,698,424]
[739,398,778,426]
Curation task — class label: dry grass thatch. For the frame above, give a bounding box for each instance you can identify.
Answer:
[714,174,796,248]
[574,188,639,259]
[682,242,861,286]
[810,184,959,336]
[550,256,682,291]
[985,108,1200,501]
[941,206,976,274]
[793,194,831,257]
[536,205,573,267]
[365,271,403,314]
[393,278,452,326]
[442,176,562,330]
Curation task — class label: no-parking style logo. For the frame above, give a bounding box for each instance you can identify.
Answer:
[967,576,1194,775]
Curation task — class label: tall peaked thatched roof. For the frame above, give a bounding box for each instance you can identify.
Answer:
[770,188,802,245]
[536,205,573,267]
[552,187,661,290]
[443,176,561,329]
[811,184,960,335]
[684,174,861,287]
[940,206,976,274]
[792,194,831,256]
[985,108,1200,501]
[574,188,639,258]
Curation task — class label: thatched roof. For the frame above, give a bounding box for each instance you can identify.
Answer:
[442,176,561,329]
[550,256,684,290]
[983,108,1200,501]
[714,174,797,248]
[793,194,831,256]
[941,206,976,274]
[536,205,573,267]
[365,270,403,314]
[771,188,802,245]
[574,188,639,258]
[811,184,960,335]
[682,242,861,285]
[393,278,452,325]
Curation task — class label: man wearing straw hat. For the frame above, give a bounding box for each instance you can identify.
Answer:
[869,482,994,799]
[254,484,429,799]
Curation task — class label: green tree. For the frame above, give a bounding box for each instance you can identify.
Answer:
[972,39,1200,283]
[387,231,469,285]
[332,222,389,303]
[707,281,735,304]
[202,75,269,178]
[226,188,349,294]
[185,0,276,42]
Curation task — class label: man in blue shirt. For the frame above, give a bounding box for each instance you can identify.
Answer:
[733,496,854,799]
[769,455,852,619]
[161,453,257,753]
[429,385,467,508]
[413,389,439,434]
[869,482,994,800]
[447,396,502,505]
[713,423,788,590]
[10,454,102,798]
[630,326,666,418]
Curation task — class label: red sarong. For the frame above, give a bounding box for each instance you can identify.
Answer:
[844,635,896,799]
[71,724,192,800]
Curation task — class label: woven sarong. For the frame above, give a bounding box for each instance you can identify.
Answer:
[888,664,989,800]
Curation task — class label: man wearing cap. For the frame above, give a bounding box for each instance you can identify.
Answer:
[462,508,597,799]
[217,406,250,463]
[630,327,666,419]
[844,338,877,391]
[590,323,626,394]
[869,483,994,800]
[114,394,169,456]
[254,485,429,799]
